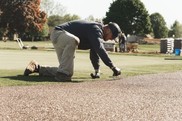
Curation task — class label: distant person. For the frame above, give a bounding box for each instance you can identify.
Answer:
[24,20,122,82]
[119,32,126,52]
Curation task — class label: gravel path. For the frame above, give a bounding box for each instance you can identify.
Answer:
[1,71,182,121]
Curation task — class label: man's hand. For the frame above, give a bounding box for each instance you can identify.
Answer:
[112,67,121,76]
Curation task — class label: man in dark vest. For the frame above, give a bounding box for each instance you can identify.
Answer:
[24,20,122,82]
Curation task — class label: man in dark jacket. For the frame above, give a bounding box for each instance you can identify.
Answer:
[119,32,127,52]
[24,20,121,82]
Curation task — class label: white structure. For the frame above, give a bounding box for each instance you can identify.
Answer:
[16,38,29,49]
[166,38,174,54]
[103,41,115,52]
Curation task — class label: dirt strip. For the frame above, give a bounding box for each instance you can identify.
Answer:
[1,71,182,121]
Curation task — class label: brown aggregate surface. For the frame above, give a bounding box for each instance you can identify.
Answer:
[1,71,182,121]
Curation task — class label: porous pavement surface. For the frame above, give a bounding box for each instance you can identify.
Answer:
[1,71,182,121]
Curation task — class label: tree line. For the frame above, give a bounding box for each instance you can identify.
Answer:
[0,0,182,41]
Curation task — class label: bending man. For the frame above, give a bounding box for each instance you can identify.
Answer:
[24,20,122,82]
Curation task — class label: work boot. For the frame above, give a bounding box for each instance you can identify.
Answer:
[24,60,40,76]
[55,72,72,82]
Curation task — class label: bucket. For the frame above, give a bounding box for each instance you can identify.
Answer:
[175,49,180,56]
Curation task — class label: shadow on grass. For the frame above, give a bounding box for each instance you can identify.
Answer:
[2,75,84,83]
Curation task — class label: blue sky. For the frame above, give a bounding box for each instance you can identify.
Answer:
[59,0,182,27]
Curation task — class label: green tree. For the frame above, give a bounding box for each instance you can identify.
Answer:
[0,0,47,36]
[150,13,168,38]
[85,15,95,21]
[0,28,4,39]
[40,0,66,17]
[48,15,64,27]
[169,20,182,38]
[103,0,152,35]
[39,22,49,37]
[63,14,80,22]
[48,14,80,28]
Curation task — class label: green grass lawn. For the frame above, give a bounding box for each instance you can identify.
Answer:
[0,40,53,50]
[138,44,160,52]
[0,41,182,86]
